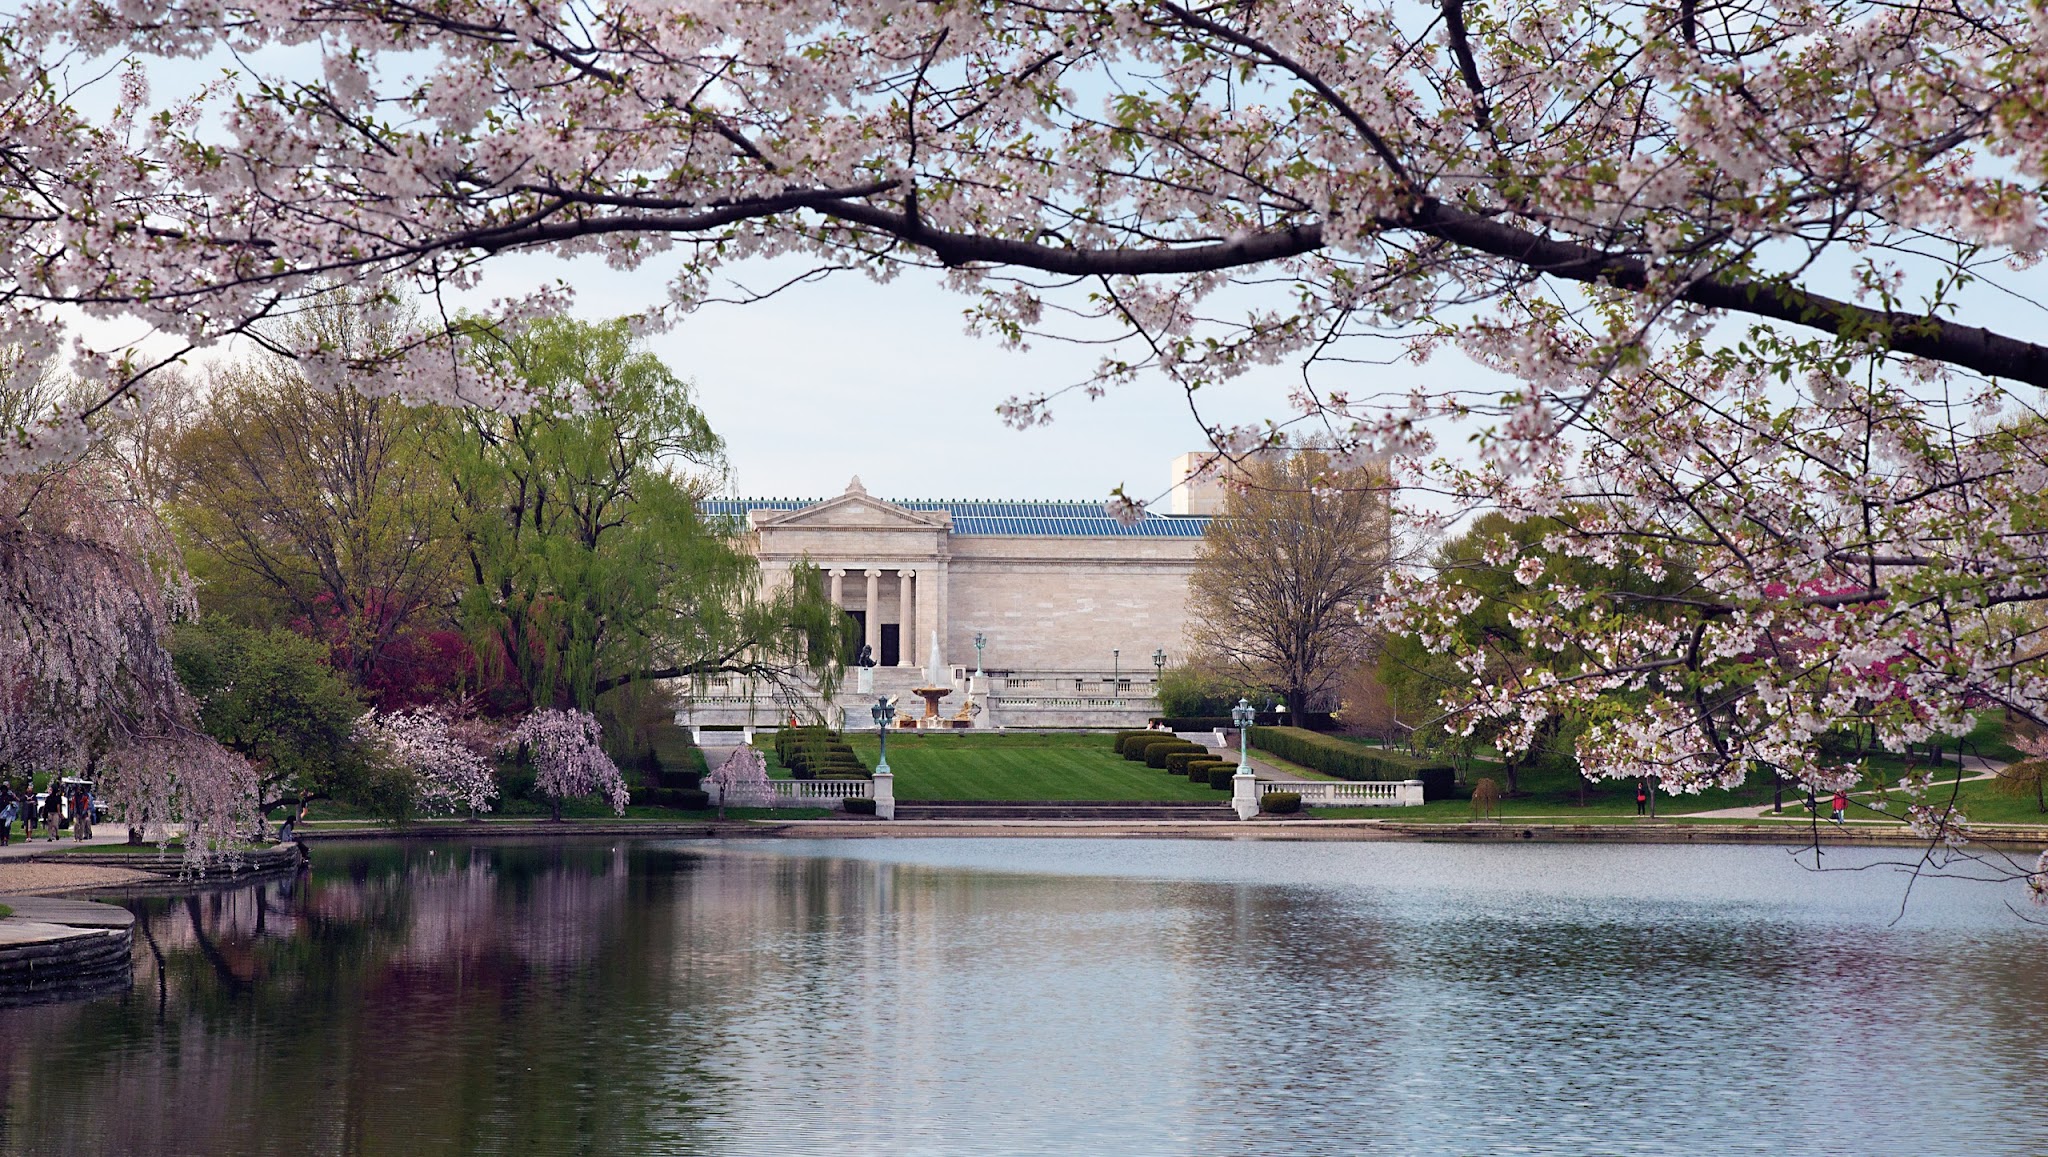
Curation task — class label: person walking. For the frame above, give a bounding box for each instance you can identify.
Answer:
[0,786,16,847]
[71,786,92,841]
[1635,782,1649,817]
[1831,789,1848,826]
[42,784,63,842]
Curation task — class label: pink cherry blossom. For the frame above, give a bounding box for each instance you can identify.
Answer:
[504,708,628,815]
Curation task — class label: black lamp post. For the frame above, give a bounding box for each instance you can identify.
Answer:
[1112,649,1120,701]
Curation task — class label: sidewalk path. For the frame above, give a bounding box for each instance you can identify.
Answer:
[1201,746,1322,783]
[0,832,140,861]
[1684,752,2007,820]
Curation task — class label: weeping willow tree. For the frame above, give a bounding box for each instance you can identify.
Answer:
[440,317,852,718]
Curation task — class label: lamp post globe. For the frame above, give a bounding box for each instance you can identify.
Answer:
[1152,648,1166,675]
[972,632,986,678]
[871,697,896,774]
[1231,698,1256,771]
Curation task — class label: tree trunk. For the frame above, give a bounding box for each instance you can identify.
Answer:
[551,796,562,822]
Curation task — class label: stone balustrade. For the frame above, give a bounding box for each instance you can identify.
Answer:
[1257,779,1426,807]
[705,779,874,808]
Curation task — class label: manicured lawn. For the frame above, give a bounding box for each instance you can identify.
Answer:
[835,732,1227,801]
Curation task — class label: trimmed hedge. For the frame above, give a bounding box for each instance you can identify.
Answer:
[1247,726,1456,800]
[1187,758,1231,780]
[1120,731,1181,759]
[1207,766,1236,790]
[1145,740,1206,769]
[842,797,877,815]
[1164,750,1216,775]
[637,787,711,810]
[1261,791,1302,814]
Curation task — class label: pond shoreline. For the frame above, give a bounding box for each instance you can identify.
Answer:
[291,816,2048,851]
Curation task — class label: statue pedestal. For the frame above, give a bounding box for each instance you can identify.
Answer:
[857,667,875,694]
[1231,767,1261,821]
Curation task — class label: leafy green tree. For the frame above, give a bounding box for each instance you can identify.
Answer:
[442,317,852,716]
[171,619,410,817]
[1379,512,1687,796]
[163,294,462,698]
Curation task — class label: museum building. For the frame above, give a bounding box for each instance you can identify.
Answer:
[681,457,1226,729]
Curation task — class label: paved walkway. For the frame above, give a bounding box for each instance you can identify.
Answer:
[1200,745,1322,783]
[0,862,161,895]
[1684,753,2007,820]
[0,831,146,860]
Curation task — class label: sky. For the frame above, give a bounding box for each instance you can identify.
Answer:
[480,250,1336,505]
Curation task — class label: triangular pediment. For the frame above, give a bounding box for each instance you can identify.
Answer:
[751,492,950,531]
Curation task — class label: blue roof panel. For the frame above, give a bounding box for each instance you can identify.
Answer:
[701,498,1210,537]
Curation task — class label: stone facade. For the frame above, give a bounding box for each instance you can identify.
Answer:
[686,471,1214,729]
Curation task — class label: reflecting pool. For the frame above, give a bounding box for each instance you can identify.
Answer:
[0,837,2042,1155]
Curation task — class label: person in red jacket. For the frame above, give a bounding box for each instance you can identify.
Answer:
[1831,789,1848,825]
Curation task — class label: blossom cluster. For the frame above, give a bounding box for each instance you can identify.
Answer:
[707,746,773,810]
[357,708,500,815]
[504,708,628,815]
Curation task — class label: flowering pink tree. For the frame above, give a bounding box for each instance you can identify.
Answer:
[1,1,2044,466]
[2,463,258,865]
[706,747,772,819]
[503,709,627,819]
[9,2,2048,890]
[356,709,500,817]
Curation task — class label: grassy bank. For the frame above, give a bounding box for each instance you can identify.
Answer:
[834,732,1225,801]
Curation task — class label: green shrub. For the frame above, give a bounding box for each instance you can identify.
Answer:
[1120,732,1175,759]
[1207,766,1237,789]
[1186,759,1229,781]
[1164,750,1214,775]
[1113,730,1161,754]
[1144,740,1205,768]
[637,788,711,810]
[1247,726,1455,799]
[1261,791,1302,814]
[842,797,877,815]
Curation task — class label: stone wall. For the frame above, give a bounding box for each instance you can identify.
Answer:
[945,536,1199,672]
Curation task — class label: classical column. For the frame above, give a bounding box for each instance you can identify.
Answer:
[863,569,882,659]
[897,569,916,666]
[829,568,844,610]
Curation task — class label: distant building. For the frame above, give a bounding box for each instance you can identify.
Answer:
[685,464,1216,730]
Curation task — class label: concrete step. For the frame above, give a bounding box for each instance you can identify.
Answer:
[891,801,1237,821]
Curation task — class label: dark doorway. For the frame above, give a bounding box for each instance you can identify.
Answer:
[880,624,901,667]
[846,611,870,665]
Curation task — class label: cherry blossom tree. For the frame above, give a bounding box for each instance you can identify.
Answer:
[6,1,2048,884]
[706,746,772,819]
[1,0,2042,459]
[504,708,627,819]
[356,708,500,817]
[1,461,259,864]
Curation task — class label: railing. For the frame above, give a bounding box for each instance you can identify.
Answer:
[1256,779,1425,807]
[706,779,874,807]
[992,696,1158,709]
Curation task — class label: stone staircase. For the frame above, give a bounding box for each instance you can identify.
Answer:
[890,800,1236,821]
